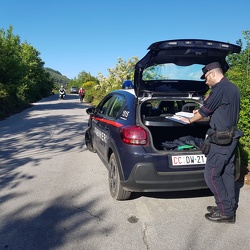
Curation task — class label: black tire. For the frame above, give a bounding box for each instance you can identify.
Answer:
[85,129,96,153]
[108,153,131,200]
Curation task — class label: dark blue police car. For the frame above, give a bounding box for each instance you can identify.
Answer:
[85,39,241,200]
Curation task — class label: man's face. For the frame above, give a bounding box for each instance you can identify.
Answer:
[205,70,214,88]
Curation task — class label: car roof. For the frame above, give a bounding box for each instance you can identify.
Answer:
[109,88,135,97]
[134,39,241,97]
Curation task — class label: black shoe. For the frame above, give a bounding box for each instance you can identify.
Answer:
[205,211,235,224]
[207,206,218,214]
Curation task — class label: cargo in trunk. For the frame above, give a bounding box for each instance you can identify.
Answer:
[140,99,210,150]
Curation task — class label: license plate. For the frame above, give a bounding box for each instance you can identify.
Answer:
[172,154,207,166]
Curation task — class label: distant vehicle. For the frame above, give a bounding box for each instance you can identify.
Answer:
[85,39,241,200]
[70,86,79,94]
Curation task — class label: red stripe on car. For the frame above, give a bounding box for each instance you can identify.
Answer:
[94,117,123,128]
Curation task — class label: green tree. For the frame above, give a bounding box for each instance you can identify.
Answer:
[45,67,70,89]
[82,81,96,103]
[0,26,53,118]
[0,26,24,85]
[227,30,250,165]
[94,56,138,102]
[18,42,52,102]
[69,71,98,89]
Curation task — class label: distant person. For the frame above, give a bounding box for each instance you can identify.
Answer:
[59,85,66,99]
[78,87,85,102]
[59,85,65,92]
[122,80,134,89]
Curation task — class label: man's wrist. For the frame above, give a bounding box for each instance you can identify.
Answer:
[188,118,192,123]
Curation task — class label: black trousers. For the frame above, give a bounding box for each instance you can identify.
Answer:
[204,138,239,216]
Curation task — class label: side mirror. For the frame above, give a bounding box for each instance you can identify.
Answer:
[86,107,96,115]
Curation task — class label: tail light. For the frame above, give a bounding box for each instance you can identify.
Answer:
[120,126,147,145]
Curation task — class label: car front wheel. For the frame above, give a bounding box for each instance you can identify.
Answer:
[85,129,96,153]
[108,153,131,200]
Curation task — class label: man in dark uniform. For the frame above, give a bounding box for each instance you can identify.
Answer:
[181,62,243,223]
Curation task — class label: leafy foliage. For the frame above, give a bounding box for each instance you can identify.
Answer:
[69,71,98,88]
[44,67,70,89]
[226,31,250,165]
[69,57,138,105]
[0,26,53,119]
[93,56,138,103]
[82,81,96,103]
[238,98,250,164]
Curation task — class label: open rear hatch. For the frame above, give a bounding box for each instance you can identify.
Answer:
[134,39,241,97]
[135,39,241,152]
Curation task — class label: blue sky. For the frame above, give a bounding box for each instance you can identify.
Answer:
[1,0,249,79]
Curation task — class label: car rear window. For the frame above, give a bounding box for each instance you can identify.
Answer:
[142,63,204,81]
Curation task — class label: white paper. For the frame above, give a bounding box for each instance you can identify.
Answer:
[175,111,194,118]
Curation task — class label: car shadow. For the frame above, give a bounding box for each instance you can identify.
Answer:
[130,176,245,213]
[130,188,213,200]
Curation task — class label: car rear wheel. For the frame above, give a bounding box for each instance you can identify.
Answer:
[85,129,96,153]
[108,153,131,200]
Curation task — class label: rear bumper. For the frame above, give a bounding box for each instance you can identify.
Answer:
[121,162,207,192]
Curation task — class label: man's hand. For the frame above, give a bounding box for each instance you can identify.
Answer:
[179,117,191,124]
[179,109,203,124]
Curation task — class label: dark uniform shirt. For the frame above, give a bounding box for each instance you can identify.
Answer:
[198,77,240,130]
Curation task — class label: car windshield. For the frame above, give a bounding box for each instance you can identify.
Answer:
[142,63,204,81]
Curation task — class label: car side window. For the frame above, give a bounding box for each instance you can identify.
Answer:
[98,96,114,115]
[107,95,125,118]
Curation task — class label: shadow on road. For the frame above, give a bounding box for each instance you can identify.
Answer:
[0,94,90,188]
[0,190,112,249]
[0,95,112,249]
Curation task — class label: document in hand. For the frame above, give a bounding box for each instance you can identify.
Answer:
[166,111,194,124]
[175,112,194,118]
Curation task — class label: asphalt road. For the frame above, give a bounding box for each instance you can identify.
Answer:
[0,94,250,250]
